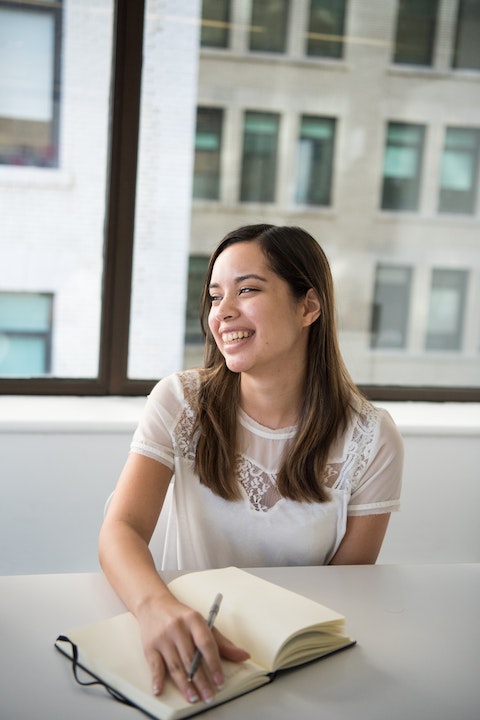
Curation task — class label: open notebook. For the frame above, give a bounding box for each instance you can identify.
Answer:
[55,567,355,720]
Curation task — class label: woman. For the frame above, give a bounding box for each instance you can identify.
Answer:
[99,224,403,705]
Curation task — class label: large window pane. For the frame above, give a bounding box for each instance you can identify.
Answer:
[193,107,223,200]
[249,0,289,53]
[381,122,425,211]
[240,111,279,202]
[452,0,480,70]
[306,0,346,59]
[426,269,468,351]
[439,127,480,214]
[0,0,113,379]
[295,115,335,205]
[127,1,199,379]
[0,2,62,167]
[393,0,438,66]
[201,0,230,49]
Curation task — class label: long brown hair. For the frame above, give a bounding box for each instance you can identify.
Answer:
[193,224,362,502]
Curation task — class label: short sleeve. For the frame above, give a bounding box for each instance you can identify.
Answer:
[130,374,185,471]
[347,408,404,516]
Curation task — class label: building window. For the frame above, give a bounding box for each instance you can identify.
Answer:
[371,265,412,349]
[381,122,425,211]
[295,115,336,205]
[249,0,289,53]
[452,0,480,70]
[0,1,62,167]
[306,0,346,59]
[193,107,223,200]
[200,0,230,49]
[0,292,53,375]
[426,269,468,351]
[439,127,480,215]
[185,255,209,344]
[393,0,438,66]
[240,111,280,202]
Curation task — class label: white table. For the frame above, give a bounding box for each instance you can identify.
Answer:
[1,564,479,720]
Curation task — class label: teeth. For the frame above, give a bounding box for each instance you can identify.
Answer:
[222,330,252,343]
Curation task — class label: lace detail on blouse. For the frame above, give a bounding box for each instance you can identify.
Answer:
[171,372,382,513]
[236,455,282,512]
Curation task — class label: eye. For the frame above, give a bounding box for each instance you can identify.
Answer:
[209,293,222,304]
[239,287,257,295]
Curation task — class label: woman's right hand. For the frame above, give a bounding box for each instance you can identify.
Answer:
[137,593,250,705]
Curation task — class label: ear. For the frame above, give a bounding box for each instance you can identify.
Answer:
[301,288,321,327]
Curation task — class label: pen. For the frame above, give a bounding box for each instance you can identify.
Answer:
[187,593,223,681]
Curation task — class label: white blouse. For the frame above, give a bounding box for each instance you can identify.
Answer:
[130,370,403,570]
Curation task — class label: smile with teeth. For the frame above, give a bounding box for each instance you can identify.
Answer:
[221,330,253,344]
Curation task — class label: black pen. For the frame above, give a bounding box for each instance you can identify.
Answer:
[187,593,223,681]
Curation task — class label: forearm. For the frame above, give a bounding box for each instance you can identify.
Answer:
[98,518,174,617]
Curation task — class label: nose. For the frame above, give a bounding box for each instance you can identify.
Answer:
[214,294,238,321]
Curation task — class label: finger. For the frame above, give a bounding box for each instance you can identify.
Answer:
[165,651,203,704]
[213,627,251,663]
[145,648,166,697]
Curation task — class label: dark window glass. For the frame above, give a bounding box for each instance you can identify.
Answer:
[371,266,412,349]
[439,127,480,214]
[393,0,438,66]
[193,107,223,200]
[249,0,289,53]
[0,1,62,167]
[185,256,209,344]
[201,0,230,48]
[0,292,53,375]
[240,111,279,202]
[295,115,336,205]
[452,0,480,70]
[381,122,425,211]
[426,269,468,350]
[306,0,346,59]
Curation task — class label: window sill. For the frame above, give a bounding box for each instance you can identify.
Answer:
[0,396,479,437]
[0,165,73,189]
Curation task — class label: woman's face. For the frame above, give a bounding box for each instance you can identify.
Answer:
[207,241,318,378]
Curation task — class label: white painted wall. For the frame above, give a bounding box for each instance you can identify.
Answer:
[0,398,479,575]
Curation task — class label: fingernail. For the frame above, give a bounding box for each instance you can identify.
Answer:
[202,690,214,704]
[153,684,161,696]
[213,672,224,689]
[187,688,200,704]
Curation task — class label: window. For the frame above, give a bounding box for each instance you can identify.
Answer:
[426,269,468,351]
[452,0,480,70]
[0,292,53,375]
[371,266,412,350]
[295,115,335,205]
[439,127,480,214]
[393,0,438,66]
[0,1,62,167]
[200,0,230,49]
[193,107,223,200]
[1,1,479,401]
[249,0,289,53]
[306,0,346,59]
[184,255,209,344]
[240,111,280,202]
[381,122,425,211]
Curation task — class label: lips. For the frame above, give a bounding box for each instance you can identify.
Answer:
[221,330,253,344]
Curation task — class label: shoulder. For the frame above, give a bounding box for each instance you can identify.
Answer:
[347,395,404,462]
[148,369,201,406]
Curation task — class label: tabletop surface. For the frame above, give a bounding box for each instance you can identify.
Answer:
[1,564,479,720]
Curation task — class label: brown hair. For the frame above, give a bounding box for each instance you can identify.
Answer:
[193,224,362,502]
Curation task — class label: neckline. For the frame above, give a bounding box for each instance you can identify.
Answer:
[238,407,297,438]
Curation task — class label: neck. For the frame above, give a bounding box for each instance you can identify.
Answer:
[240,370,305,430]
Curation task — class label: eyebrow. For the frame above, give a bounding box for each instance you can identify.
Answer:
[209,273,268,289]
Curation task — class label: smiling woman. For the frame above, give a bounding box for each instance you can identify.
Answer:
[98,223,404,706]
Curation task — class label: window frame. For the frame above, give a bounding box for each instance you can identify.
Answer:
[0,0,478,402]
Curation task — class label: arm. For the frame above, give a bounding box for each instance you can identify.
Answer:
[98,453,248,704]
[329,513,390,564]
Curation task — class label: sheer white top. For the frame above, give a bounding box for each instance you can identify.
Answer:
[130,370,403,570]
